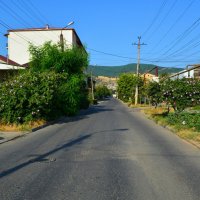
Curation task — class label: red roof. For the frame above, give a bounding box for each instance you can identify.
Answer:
[0,55,20,66]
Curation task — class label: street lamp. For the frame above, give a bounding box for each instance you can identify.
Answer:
[60,21,74,51]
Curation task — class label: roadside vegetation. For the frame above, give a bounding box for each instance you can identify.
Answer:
[117,72,200,144]
[0,42,89,130]
[94,84,111,100]
[117,73,143,103]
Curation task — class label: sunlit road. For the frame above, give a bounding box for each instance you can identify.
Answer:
[0,98,200,200]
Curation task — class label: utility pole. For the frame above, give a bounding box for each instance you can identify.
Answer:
[133,36,146,105]
[90,69,94,102]
[60,31,64,52]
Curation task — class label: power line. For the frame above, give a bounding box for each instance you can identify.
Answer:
[142,0,168,38]
[150,0,195,54]
[146,0,178,41]
[0,0,32,28]
[24,0,51,25]
[1,0,54,42]
[160,15,200,57]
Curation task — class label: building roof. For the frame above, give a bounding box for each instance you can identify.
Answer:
[0,63,25,70]
[5,26,85,49]
[0,55,20,66]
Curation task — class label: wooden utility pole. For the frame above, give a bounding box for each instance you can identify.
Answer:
[133,36,146,105]
[91,70,94,101]
[60,31,64,52]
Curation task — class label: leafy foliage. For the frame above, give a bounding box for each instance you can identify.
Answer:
[0,71,65,123]
[95,85,111,100]
[164,113,200,132]
[146,81,161,107]
[117,73,143,102]
[0,42,89,124]
[161,78,200,112]
[29,42,88,74]
[0,71,89,124]
[146,78,200,112]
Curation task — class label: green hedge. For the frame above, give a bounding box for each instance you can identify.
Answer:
[0,71,88,124]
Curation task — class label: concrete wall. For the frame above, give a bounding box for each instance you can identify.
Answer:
[8,30,74,65]
[171,69,195,80]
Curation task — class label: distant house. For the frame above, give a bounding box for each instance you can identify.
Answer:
[5,25,86,65]
[143,73,159,83]
[0,55,24,81]
[170,65,200,80]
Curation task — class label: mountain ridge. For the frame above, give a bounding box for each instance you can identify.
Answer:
[88,63,183,77]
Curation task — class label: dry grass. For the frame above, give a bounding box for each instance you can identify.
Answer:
[0,119,46,132]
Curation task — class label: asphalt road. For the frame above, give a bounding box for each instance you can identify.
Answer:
[0,98,200,200]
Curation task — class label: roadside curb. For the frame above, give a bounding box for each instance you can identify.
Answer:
[0,107,92,145]
[0,132,29,145]
[0,117,67,145]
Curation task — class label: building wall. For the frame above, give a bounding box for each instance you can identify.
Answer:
[171,70,195,80]
[8,30,74,65]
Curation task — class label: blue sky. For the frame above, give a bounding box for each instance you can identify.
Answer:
[1,0,200,69]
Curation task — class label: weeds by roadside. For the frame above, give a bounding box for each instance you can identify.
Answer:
[0,120,46,132]
[141,106,200,144]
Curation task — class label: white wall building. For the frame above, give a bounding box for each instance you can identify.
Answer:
[170,66,200,80]
[5,25,85,65]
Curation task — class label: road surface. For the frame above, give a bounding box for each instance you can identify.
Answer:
[0,98,200,200]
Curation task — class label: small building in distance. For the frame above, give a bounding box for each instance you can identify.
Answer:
[170,65,200,80]
[5,25,85,65]
[0,55,24,81]
[143,73,159,83]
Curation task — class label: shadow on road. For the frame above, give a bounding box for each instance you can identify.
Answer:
[56,104,113,124]
[0,134,91,179]
[0,127,129,179]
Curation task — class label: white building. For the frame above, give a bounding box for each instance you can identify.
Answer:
[5,25,85,65]
[170,65,200,80]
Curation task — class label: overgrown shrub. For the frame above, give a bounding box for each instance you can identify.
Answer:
[29,42,88,75]
[146,78,200,112]
[161,78,200,112]
[0,71,88,124]
[95,85,111,100]
[117,73,143,102]
[63,75,89,115]
[0,42,90,124]
[166,113,200,131]
[146,81,161,107]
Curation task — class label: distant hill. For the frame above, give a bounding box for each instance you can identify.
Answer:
[87,63,183,77]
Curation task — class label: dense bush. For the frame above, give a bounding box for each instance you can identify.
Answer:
[165,113,200,132]
[95,85,111,100]
[29,42,88,75]
[161,78,200,112]
[146,78,200,112]
[0,42,90,124]
[0,70,88,124]
[146,81,161,107]
[117,73,143,102]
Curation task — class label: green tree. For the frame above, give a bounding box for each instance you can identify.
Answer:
[95,85,111,100]
[0,42,90,124]
[146,81,161,107]
[117,73,143,102]
[29,42,88,75]
[161,78,200,112]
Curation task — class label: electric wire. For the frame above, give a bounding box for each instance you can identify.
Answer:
[146,0,178,41]
[149,0,195,55]
[142,0,168,38]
